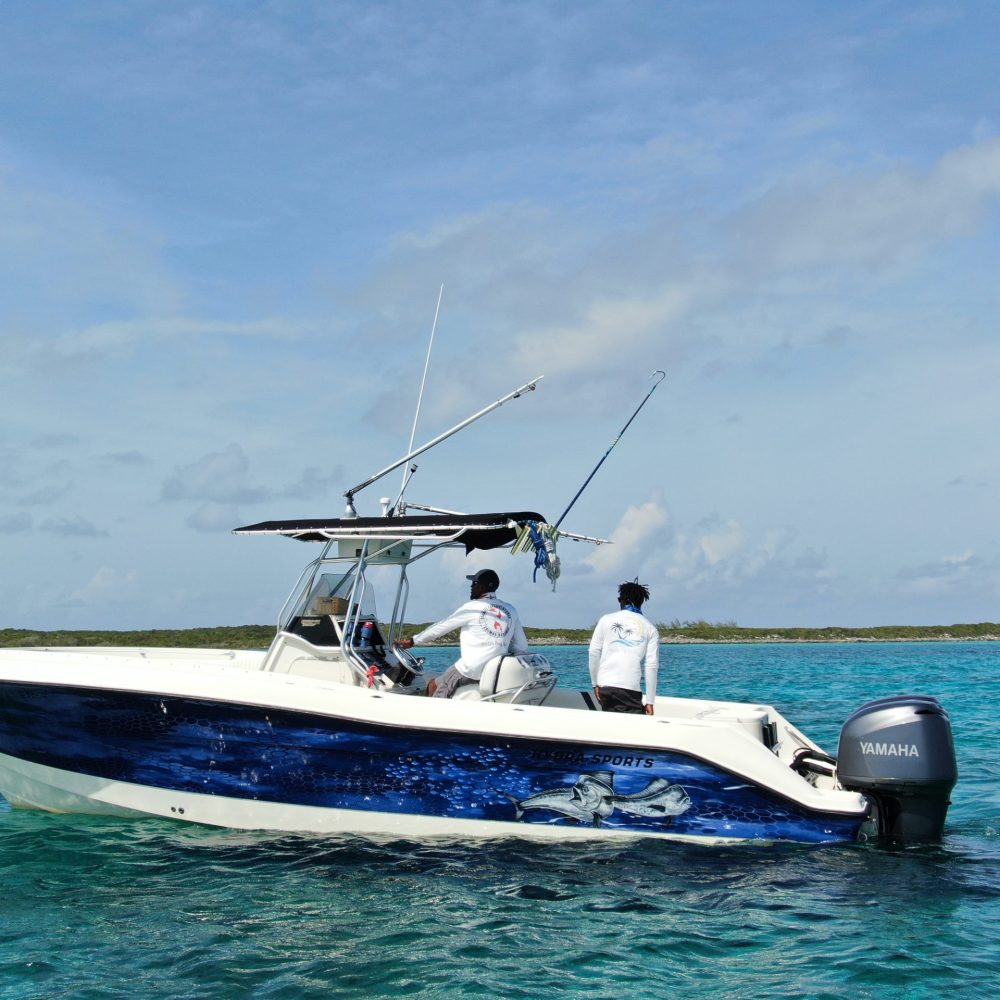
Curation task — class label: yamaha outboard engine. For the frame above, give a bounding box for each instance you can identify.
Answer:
[837,695,957,843]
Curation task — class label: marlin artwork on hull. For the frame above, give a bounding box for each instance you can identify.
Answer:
[0,373,958,845]
[503,773,692,826]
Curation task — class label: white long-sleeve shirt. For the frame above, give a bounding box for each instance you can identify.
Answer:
[588,608,660,705]
[412,592,528,679]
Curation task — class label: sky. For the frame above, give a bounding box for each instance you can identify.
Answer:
[1,1,999,631]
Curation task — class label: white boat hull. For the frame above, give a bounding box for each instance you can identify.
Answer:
[0,647,870,845]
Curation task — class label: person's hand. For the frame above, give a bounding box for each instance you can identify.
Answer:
[396,637,415,649]
[644,703,654,716]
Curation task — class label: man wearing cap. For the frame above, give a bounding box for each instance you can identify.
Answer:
[396,569,529,698]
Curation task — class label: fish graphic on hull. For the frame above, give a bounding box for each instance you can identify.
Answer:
[503,771,691,827]
[610,777,691,818]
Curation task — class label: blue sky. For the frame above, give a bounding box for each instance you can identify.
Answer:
[1,1,998,630]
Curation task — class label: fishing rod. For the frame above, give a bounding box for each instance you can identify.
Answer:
[553,369,666,530]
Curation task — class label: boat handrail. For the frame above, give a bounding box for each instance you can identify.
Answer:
[387,567,409,645]
[339,550,392,688]
[341,545,368,659]
[275,551,328,633]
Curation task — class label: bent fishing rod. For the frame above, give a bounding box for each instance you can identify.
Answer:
[554,369,666,530]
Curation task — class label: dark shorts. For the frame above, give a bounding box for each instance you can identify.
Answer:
[433,664,479,699]
[597,686,645,714]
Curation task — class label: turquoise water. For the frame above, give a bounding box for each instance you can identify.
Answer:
[1,642,997,999]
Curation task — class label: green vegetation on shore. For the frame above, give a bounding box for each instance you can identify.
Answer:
[529,620,1000,643]
[2,620,999,648]
[657,620,1000,643]
[0,626,276,649]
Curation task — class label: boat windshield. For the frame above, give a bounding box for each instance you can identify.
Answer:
[302,572,377,621]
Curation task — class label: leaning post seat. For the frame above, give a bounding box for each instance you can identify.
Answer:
[477,653,556,705]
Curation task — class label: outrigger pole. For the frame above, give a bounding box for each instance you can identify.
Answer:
[553,369,666,530]
[345,375,544,509]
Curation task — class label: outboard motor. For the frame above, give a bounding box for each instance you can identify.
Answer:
[837,695,957,843]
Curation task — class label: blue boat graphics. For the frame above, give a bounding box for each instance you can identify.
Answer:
[502,771,691,826]
[0,682,863,842]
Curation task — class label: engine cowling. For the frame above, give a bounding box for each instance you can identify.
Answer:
[837,695,957,843]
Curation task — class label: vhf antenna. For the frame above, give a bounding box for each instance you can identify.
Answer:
[392,284,444,513]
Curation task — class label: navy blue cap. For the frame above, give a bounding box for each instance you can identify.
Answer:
[466,568,500,589]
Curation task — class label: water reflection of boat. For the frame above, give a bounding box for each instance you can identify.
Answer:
[0,380,957,845]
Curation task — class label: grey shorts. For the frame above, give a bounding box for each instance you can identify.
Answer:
[433,664,479,698]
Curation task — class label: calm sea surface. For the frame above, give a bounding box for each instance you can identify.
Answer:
[1,642,998,999]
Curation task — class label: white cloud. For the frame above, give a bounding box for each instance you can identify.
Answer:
[375,136,1000,392]
[653,514,838,617]
[71,567,138,604]
[664,515,754,588]
[513,285,697,375]
[162,444,343,512]
[49,316,304,360]
[733,137,1000,276]
[895,550,998,598]
[15,483,74,507]
[5,317,308,371]
[282,466,345,502]
[698,518,745,565]
[162,444,266,505]
[0,512,32,534]
[586,495,671,575]
[0,452,75,508]
[39,516,109,538]
[186,503,241,534]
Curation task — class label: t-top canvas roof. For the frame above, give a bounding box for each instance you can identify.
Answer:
[233,511,547,553]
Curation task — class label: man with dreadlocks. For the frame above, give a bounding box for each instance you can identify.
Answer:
[588,580,660,715]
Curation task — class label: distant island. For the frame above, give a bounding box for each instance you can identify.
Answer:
[2,620,998,649]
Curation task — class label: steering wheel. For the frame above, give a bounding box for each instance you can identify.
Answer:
[390,642,425,676]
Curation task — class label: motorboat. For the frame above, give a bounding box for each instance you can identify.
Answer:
[0,379,957,845]
[0,504,959,844]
